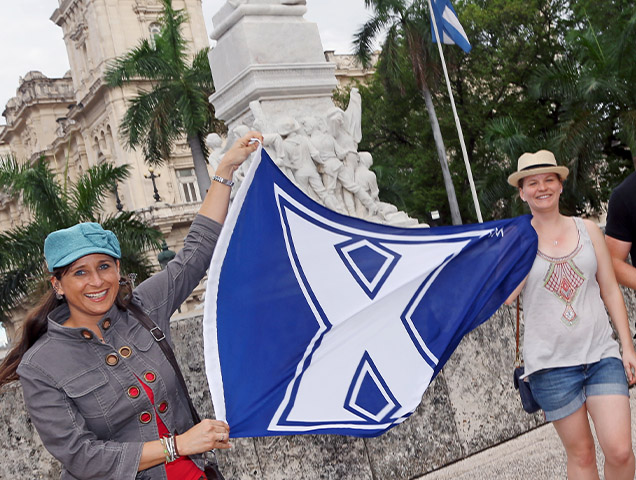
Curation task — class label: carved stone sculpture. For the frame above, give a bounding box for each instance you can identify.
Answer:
[208,4,419,226]
[307,117,347,214]
[354,151,380,218]
[205,133,224,172]
[344,87,362,146]
[278,118,340,211]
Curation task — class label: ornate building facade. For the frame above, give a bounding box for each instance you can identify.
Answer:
[0,0,212,342]
[324,50,379,88]
[0,0,377,344]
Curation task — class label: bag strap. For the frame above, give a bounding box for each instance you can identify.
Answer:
[514,298,521,368]
[130,305,201,424]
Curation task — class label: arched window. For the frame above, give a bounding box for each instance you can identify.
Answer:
[149,23,161,49]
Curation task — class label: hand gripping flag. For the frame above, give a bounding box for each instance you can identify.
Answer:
[430,0,472,53]
[203,146,537,438]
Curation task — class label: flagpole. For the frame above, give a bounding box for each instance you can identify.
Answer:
[427,0,483,223]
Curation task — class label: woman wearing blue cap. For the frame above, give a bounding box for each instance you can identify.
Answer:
[0,131,262,480]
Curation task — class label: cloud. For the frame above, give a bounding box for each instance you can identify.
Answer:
[0,0,69,122]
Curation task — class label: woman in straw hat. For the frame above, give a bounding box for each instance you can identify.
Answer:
[0,131,263,480]
[506,150,636,479]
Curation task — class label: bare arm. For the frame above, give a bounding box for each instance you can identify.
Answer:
[585,220,636,384]
[504,275,528,306]
[605,235,636,290]
[198,131,263,224]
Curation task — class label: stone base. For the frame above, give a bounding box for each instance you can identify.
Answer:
[209,63,337,124]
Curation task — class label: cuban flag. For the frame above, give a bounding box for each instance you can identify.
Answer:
[203,146,536,438]
[430,0,472,53]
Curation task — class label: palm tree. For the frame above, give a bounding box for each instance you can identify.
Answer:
[104,0,224,196]
[529,10,636,176]
[0,156,162,323]
[354,0,463,225]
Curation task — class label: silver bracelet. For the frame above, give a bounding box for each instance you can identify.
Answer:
[212,175,234,188]
[160,434,179,463]
[159,437,170,463]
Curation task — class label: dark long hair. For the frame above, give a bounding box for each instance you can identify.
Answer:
[0,269,135,388]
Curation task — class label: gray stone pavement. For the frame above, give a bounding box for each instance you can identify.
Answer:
[417,391,636,480]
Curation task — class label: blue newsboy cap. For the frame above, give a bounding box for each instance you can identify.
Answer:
[44,223,121,272]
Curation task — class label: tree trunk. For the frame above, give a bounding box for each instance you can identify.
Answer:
[420,86,462,225]
[187,135,212,198]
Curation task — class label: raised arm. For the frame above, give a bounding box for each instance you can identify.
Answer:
[199,131,263,224]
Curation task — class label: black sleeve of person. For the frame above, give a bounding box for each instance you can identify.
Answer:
[605,176,636,262]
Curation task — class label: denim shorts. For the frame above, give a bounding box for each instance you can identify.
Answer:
[527,357,628,422]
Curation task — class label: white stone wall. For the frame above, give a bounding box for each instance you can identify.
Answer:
[2,286,634,478]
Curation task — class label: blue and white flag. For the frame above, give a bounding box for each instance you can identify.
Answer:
[203,147,536,438]
[430,0,472,53]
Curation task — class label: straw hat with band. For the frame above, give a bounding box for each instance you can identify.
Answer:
[507,150,569,187]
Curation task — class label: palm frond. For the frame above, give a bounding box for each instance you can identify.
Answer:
[0,221,51,320]
[377,25,406,91]
[484,116,532,161]
[156,0,189,72]
[104,40,174,86]
[187,48,215,91]
[71,163,131,220]
[175,82,211,136]
[528,60,579,101]
[119,86,182,163]
[4,158,72,226]
[0,222,48,272]
[0,155,22,195]
[354,13,392,66]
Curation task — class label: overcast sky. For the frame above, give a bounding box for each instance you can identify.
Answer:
[0,0,376,123]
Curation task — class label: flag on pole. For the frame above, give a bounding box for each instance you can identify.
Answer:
[203,146,536,438]
[430,0,472,53]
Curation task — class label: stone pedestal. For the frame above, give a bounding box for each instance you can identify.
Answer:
[207,1,419,226]
[209,1,337,127]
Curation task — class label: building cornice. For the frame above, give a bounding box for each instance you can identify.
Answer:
[51,0,83,26]
[1,75,75,135]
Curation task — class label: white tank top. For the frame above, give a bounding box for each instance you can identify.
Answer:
[521,217,620,377]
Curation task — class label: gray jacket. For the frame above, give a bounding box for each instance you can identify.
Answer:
[17,215,222,480]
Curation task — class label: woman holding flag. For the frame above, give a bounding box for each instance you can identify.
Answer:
[0,131,262,480]
[506,150,636,479]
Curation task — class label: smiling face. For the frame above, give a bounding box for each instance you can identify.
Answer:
[519,172,562,213]
[53,254,120,326]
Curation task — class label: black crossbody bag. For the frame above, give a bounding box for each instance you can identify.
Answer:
[130,304,225,480]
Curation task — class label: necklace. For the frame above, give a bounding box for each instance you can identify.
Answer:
[554,239,558,246]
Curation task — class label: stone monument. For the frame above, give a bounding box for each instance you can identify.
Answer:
[207,0,418,226]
